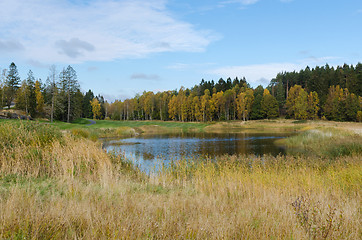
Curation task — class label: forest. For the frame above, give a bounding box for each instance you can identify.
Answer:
[1,62,361,122]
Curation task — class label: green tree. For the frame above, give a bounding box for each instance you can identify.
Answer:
[26,70,37,116]
[250,85,264,120]
[58,66,80,122]
[345,93,360,121]
[82,90,94,118]
[5,62,20,108]
[261,89,279,119]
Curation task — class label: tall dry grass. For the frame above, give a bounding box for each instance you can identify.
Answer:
[0,121,361,239]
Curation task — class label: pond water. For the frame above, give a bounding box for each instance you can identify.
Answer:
[102,132,293,172]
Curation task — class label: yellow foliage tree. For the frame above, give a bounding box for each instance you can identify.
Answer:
[168,95,178,120]
[236,88,254,121]
[35,80,44,114]
[201,89,211,122]
[90,98,101,120]
[307,91,319,119]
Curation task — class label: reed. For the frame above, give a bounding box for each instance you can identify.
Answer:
[279,127,362,157]
[0,121,360,239]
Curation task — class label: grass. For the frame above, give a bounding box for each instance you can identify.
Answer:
[0,120,361,239]
[277,127,362,157]
[47,118,211,140]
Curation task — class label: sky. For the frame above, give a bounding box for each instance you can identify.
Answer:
[0,0,361,101]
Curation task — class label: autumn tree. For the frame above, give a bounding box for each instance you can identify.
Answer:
[15,80,29,113]
[286,85,308,119]
[201,89,211,121]
[193,96,202,122]
[35,80,44,115]
[168,95,178,121]
[236,88,254,121]
[323,85,345,121]
[90,98,101,120]
[307,91,319,119]
[178,87,187,122]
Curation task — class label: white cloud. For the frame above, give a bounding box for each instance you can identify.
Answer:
[220,0,260,6]
[130,73,160,80]
[0,0,215,63]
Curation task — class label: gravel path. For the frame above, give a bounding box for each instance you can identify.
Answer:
[87,119,96,126]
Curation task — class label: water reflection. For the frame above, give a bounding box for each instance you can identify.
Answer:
[102,132,293,172]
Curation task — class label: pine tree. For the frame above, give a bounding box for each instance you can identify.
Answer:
[58,66,80,122]
[82,90,94,118]
[5,62,20,108]
[26,70,37,116]
[250,85,264,120]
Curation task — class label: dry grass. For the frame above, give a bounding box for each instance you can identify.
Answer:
[0,121,361,239]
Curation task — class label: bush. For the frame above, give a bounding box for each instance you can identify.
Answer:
[357,111,362,122]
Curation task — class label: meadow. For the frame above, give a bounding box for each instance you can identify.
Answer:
[0,119,361,239]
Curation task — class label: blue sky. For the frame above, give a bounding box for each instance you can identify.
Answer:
[0,0,361,101]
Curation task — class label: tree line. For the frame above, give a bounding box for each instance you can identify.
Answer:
[0,62,107,122]
[108,63,362,122]
[0,62,361,122]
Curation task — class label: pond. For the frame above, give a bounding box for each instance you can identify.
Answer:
[102,132,293,173]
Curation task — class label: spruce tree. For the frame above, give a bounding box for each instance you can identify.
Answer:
[5,62,20,108]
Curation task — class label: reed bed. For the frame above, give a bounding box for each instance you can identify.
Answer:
[0,121,360,239]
